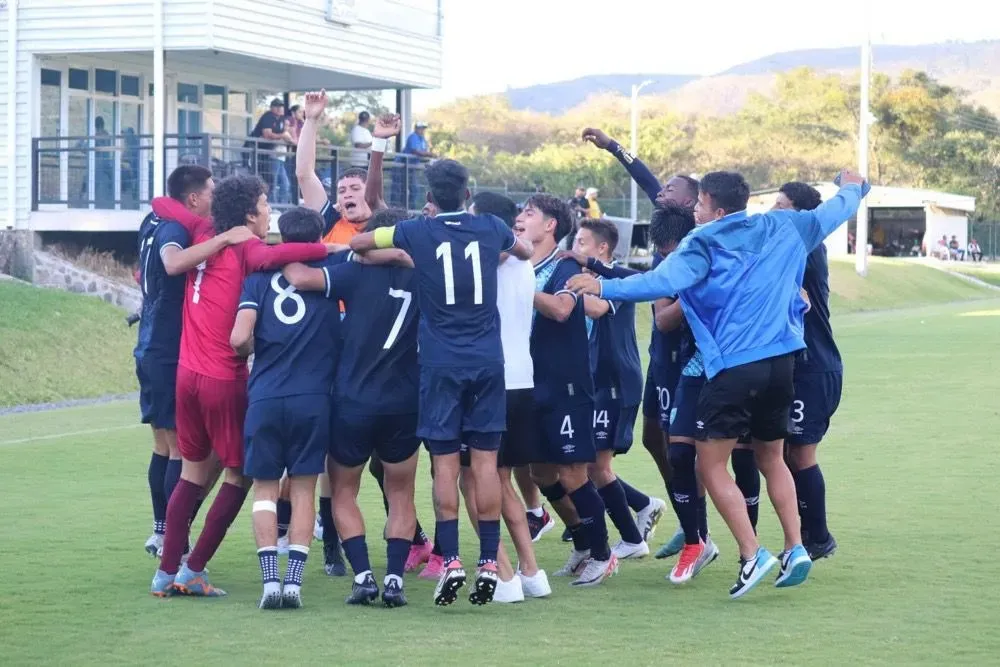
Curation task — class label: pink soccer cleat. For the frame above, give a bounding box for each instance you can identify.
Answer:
[405,541,434,573]
[419,553,445,580]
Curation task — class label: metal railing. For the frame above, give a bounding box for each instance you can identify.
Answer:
[31,133,431,213]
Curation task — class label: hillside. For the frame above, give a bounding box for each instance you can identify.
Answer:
[0,281,138,407]
[503,40,1000,116]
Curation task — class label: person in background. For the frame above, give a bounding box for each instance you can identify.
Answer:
[248,99,295,203]
[397,122,435,210]
[949,235,965,261]
[351,111,374,169]
[968,238,983,262]
[286,105,305,204]
[585,187,602,220]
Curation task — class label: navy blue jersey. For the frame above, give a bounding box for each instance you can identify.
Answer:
[323,256,419,415]
[797,244,843,374]
[589,298,644,407]
[391,212,516,368]
[531,251,594,407]
[239,264,340,402]
[135,213,190,361]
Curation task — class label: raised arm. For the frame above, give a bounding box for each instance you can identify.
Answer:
[582,127,661,204]
[366,114,401,211]
[793,172,867,252]
[296,90,330,212]
[162,226,254,276]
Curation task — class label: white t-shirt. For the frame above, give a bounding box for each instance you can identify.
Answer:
[350,124,373,166]
[497,256,535,390]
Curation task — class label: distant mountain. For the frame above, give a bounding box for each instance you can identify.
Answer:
[505,74,696,114]
[503,40,1000,116]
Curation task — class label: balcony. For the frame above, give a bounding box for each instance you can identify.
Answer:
[31,133,431,226]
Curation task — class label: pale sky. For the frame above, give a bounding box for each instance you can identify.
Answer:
[412,0,1000,111]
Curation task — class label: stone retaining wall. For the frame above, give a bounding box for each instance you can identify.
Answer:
[32,250,142,312]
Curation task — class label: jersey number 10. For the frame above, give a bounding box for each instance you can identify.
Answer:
[436,241,482,305]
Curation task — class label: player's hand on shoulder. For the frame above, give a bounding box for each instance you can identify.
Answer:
[303,90,328,120]
[557,250,588,267]
[222,226,256,245]
[373,114,402,139]
[565,273,601,296]
[581,127,612,149]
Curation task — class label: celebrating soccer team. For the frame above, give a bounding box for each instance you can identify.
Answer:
[135,88,865,609]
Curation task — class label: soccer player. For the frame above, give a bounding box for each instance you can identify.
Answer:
[135,166,254,556]
[515,194,616,587]
[295,90,398,575]
[229,207,341,609]
[569,219,661,560]
[773,182,843,561]
[151,174,333,597]
[455,191,552,603]
[283,207,420,608]
[351,159,534,607]
[566,170,867,598]
[581,126,701,557]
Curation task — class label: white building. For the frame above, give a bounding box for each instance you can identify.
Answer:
[748,183,976,258]
[0,0,443,236]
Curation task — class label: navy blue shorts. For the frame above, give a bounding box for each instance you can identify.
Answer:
[670,374,704,440]
[536,401,596,465]
[418,365,506,453]
[642,363,678,431]
[332,410,420,468]
[136,356,177,430]
[594,389,638,455]
[243,395,330,480]
[787,371,843,446]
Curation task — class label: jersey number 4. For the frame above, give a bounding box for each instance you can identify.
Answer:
[436,241,482,305]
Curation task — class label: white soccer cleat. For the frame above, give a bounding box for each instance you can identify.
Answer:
[693,535,720,577]
[492,576,525,603]
[519,569,552,598]
[612,540,650,560]
[553,549,590,577]
[313,514,323,541]
[144,533,163,557]
[277,535,290,556]
[636,497,667,542]
[570,555,619,587]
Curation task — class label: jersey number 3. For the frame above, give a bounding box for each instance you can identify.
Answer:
[436,241,483,305]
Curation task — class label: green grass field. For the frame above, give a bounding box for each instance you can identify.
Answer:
[2,271,1000,664]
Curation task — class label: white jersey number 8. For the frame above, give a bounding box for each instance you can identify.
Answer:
[271,274,306,325]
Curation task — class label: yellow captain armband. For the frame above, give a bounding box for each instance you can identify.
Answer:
[373,226,396,249]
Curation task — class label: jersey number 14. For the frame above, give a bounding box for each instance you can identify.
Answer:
[436,241,482,305]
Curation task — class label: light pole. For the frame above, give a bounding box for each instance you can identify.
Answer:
[630,80,653,221]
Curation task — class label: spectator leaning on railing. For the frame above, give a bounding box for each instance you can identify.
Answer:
[247,99,295,202]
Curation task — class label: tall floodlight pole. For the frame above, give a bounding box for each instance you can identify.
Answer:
[630,80,653,221]
[856,35,872,276]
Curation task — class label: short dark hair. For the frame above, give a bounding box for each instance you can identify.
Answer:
[579,219,619,254]
[278,207,324,243]
[525,194,573,242]
[211,174,266,234]
[288,104,301,114]
[699,171,750,215]
[358,111,370,123]
[95,116,106,130]
[676,175,700,201]
[778,181,822,211]
[338,167,368,184]
[425,159,469,213]
[649,203,696,251]
[270,98,284,109]
[167,165,213,203]
[366,207,410,232]
[471,191,519,228]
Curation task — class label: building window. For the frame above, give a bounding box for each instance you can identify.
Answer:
[68,68,89,91]
[121,75,140,97]
[41,69,61,87]
[177,83,199,104]
[95,69,118,95]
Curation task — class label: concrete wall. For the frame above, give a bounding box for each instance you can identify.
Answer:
[0,230,37,281]
[32,250,141,311]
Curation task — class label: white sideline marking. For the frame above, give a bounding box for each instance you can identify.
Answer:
[0,423,143,446]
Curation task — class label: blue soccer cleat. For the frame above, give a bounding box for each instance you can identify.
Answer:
[150,569,176,598]
[172,564,227,597]
[729,547,779,599]
[775,544,813,588]
[655,526,685,559]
